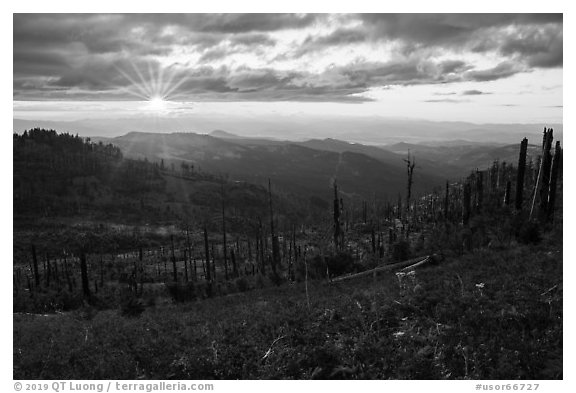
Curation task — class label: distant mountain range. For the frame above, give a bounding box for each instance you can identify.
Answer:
[381,141,543,173]
[15,114,555,203]
[87,130,544,203]
[13,117,562,145]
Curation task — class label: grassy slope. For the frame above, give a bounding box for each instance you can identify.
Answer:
[14,239,562,380]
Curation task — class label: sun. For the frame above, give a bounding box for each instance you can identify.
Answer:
[147,96,168,111]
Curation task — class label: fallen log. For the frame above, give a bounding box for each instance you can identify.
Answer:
[399,256,431,272]
[331,255,430,283]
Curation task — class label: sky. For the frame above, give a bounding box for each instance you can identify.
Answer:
[13,13,563,133]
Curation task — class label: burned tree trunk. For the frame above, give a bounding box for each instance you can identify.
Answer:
[515,138,528,210]
[538,129,554,222]
[64,256,73,292]
[475,170,483,213]
[231,249,237,278]
[170,235,177,282]
[462,182,471,226]
[504,180,512,207]
[547,141,562,222]
[530,128,551,220]
[268,179,280,275]
[404,151,416,213]
[203,225,212,296]
[258,218,266,275]
[444,181,449,221]
[45,253,51,288]
[211,243,217,280]
[80,251,91,300]
[333,181,341,250]
[31,244,40,288]
[183,249,189,282]
[221,180,228,281]
[186,226,195,281]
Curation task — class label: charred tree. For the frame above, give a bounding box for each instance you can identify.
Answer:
[258,217,265,275]
[404,151,416,212]
[538,129,554,222]
[475,170,483,213]
[31,244,40,288]
[231,248,238,278]
[530,128,551,220]
[547,141,562,222]
[186,226,195,281]
[221,180,228,281]
[268,179,280,275]
[79,251,91,300]
[504,180,512,207]
[462,182,471,226]
[170,235,177,282]
[203,225,212,296]
[45,253,51,288]
[444,181,450,221]
[333,181,341,250]
[371,226,376,254]
[515,138,528,210]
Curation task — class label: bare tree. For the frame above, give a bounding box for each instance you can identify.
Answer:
[333,180,341,250]
[404,151,416,213]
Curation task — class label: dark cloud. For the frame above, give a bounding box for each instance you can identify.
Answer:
[292,27,367,57]
[12,54,525,102]
[359,13,561,47]
[500,25,563,68]
[122,14,319,34]
[198,47,232,63]
[229,33,276,47]
[334,59,463,87]
[193,14,319,33]
[296,14,562,69]
[197,33,277,63]
[462,90,491,95]
[13,48,70,77]
[439,60,473,74]
[464,62,524,82]
[13,13,562,103]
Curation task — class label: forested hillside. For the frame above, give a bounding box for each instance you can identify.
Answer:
[13,127,563,380]
[95,131,447,199]
[13,129,313,257]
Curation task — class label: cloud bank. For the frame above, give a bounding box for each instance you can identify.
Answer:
[13,13,563,103]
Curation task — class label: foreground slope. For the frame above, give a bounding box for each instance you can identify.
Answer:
[14,239,562,379]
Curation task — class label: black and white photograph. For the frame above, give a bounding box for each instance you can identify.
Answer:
[11,8,565,383]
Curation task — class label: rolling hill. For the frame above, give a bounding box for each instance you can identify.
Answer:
[381,141,542,173]
[95,131,448,202]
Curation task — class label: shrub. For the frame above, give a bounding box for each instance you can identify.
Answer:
[268,271,286,286]
[235,277,250,292]
[120,297,145,317]
[518,221,542,244]
[166,282,196,303]
[391,240,411,261]
[254,274,266,289]
[325,252,357,277]
[308,256,327,279]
